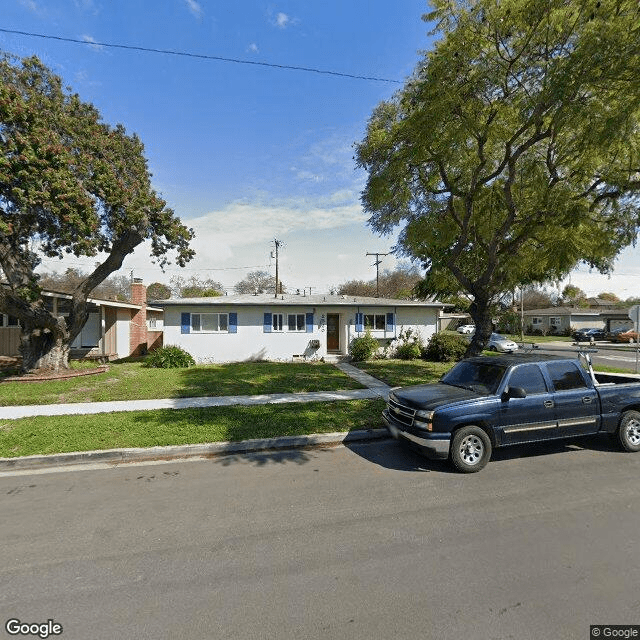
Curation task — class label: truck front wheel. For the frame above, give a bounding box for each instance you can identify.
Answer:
[450,426,492,473]
[617,410,640,452]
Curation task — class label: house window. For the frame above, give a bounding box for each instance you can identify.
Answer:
[365,314,386,330]
[0,314,19,328]
[550,317,562,327]
[147,317,157,330]
[288,313,305,332]
[191,313,228,333]
[272,313,284,332]
[532,317,543,326]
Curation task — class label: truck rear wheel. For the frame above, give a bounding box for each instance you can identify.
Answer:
[450,426,492,473]
[617,410,640,452]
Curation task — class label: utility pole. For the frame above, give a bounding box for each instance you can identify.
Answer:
[272,239,282,298]
[366,252,389,297]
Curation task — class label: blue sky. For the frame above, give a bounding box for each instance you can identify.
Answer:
[2,0,638,298]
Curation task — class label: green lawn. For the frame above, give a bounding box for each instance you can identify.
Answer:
[0,399,386,458]
[0,360,364,406]
[355,359,453,387]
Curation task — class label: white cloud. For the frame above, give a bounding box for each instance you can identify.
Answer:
[270,11,298,29]
[19,0,40,13]
[184,0,202,19]
[81,35,104,51]
[188,192,366,252]
[275,12,289,28]
[247,43,259,54]
[75,0,99,12]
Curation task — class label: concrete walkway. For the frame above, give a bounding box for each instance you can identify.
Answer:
[0,362,391,420]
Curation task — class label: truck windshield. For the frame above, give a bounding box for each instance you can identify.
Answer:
[441,361,507,395]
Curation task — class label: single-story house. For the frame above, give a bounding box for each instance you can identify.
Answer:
[522,307,604,333]
[522,306,636,334]
[158,293,447,363]
[0,279,162,360]
[600,308,635,332]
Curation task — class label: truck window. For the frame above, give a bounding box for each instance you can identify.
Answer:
[507,364,548,395]
[441,361,506,395]
[547,361,588,391]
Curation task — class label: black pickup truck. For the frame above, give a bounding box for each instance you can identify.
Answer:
[382,352,640,473]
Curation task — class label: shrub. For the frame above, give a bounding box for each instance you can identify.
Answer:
[395,341,423,360]
[144,345,196,368]
[423,332,468,362]
[393,328,424,360]
[349,329,380,362]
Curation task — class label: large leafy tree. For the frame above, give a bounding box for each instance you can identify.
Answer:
[338,265,423,299]
[0,55,194,371]
[233,270,283,295]
[356,0,640,355]
[170,275,224,298]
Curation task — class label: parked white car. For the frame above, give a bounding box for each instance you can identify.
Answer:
[457,324,475,334]
[487,333,519,353]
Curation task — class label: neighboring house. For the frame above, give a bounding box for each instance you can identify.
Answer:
[158,293,447,363]
[522,307,604,333]
[0,279,162,359]
[600,308,634,332]
[438,312,472,332]
[523,305,637,334]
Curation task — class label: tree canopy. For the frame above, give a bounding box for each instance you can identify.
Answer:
[337,265,423,299]
[356,0,640,354]
[233,270,282,295]
[0,55,195,371]
[169,275,224,298]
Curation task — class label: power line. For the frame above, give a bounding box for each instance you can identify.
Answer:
[0,27,403,85]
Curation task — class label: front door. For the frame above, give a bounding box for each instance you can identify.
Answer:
[327,314,340,352]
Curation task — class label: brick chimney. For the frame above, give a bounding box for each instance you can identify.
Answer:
[130,278,148,356]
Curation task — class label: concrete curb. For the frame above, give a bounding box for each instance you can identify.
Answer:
[0,428,391,472]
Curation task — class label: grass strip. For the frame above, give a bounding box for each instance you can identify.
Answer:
[0,361,364,406]
[0,399,387,458]
[355,359,453,388]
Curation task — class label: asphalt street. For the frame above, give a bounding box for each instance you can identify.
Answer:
[2,437,639,640]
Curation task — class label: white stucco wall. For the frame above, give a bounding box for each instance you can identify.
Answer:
[162,303,440,363]
[115,309,131,359]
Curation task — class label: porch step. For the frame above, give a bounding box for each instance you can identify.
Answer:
[322,354,351,363]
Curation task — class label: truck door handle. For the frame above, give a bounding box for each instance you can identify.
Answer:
[582,396,592,404]
[543,400,554,408]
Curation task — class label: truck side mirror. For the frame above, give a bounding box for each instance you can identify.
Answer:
[502,386,527,401]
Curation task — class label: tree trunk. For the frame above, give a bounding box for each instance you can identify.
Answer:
[19,325,70,373]
[466,298,494,357]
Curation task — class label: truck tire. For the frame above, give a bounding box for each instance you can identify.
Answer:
[450,426,492,473]
[617,410,640,452]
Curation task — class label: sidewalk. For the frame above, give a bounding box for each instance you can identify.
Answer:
[0,363,390,420]
[0,363,392,472]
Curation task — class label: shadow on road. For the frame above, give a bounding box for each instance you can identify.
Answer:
[345,439,456,473]
[346,433,624,473]
[210,447,317,467]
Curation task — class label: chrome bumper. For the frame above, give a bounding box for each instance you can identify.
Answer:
[382,410,450,459]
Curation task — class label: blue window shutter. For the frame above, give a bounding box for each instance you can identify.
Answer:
[228,312,238,334]
[263,312,272,333]
[181,312,191,334]
[355,312,364,332]
[386,312,395,332]
[306,313,314,333]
